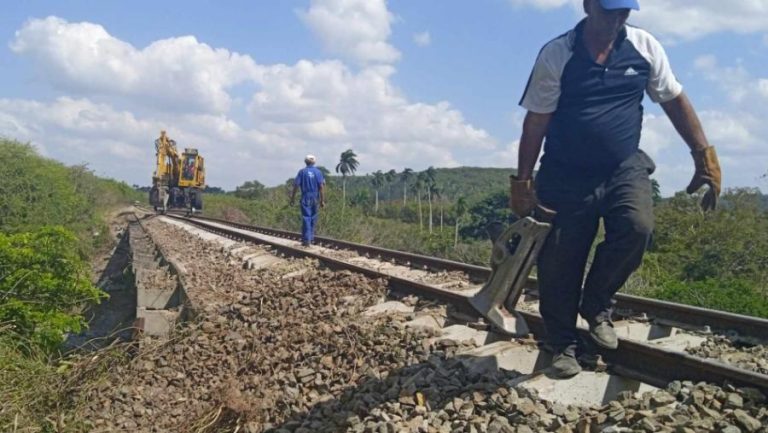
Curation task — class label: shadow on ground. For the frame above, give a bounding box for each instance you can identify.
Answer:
[64,231,137,352]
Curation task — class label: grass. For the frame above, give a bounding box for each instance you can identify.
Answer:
[0,331,149,432]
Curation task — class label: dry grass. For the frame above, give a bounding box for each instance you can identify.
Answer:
[0,334,132,433]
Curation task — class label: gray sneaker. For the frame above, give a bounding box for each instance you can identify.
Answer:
[589,321,618,350]
[550,351,582,378]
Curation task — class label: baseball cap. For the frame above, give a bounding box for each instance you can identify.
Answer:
[599,0,639,10]
[305,154,316,163]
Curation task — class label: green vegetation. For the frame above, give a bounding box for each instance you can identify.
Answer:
[0,227,106,351]
[1,140,142,256]
[629,188,768,316]
[224,166,768,319]
[0,138,140,430]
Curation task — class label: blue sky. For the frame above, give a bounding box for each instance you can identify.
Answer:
[2,0,767,195]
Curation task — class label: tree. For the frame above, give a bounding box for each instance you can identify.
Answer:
[431,184,444,232]
[413,172,428,231]
[234,179,266,199]
[316,165,331,185]
[651,178,662,205]
[401,168,414,205]
[454,196,468,247]
[425,166,437,234]
[385,169,397,201]
[460,190,511,240]
[371,170,385,213]
[205,186,226,194]
[335,149,359,212]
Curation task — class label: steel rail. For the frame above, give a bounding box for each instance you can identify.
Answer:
[173,212,768,340]
[166,214,768,394]
[172,212,491,282]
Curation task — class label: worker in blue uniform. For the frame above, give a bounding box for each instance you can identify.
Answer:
[511,0,722,378]
[290,155,326,246]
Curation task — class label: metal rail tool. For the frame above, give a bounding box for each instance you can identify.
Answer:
[469,205,556,336]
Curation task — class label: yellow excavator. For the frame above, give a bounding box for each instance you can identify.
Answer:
[149,131,206,213]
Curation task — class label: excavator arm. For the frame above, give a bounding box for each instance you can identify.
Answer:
[154,130,179,186]
[149,131,205,213]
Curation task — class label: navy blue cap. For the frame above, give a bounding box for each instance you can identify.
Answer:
[599,0,639,10]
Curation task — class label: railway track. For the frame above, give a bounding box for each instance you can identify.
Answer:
[162,212,768,394]
[168,212,768,343]
[81,211,767,431]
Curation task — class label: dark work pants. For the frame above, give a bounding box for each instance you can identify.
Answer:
[300,197,319,243]
[535,150,655,352]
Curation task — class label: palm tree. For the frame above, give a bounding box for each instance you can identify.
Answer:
[454,196,468,247]
[401,168,414,205]
[371,170,385,213]
[431,184,443,232]
[413,172,428,231]
[385,169,397,201]
[335,149,359,212]
[425,167,437,234]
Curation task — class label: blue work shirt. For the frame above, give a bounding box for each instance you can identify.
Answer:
[294,165,325,201]
[520,20,682,174]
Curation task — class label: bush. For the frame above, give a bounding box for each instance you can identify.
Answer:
[0,227,106,352]
[0,138,142,254]
[648,278,768,318]
[644,188,768,285]
[459,189,511,240]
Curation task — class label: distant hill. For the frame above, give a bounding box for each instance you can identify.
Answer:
[264,166,767,208]
[324,166,516,204]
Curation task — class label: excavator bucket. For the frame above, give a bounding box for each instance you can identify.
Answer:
[469,206,555,336]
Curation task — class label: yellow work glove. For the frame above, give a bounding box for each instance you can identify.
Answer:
[509,175,537,217]
[686,146,721,211]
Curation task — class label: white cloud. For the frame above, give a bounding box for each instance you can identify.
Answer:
[508,0,768,41]
[6,15,496,188]
[641,52,768,194]
[298,0,400,65]
[507,0,576,11]
[413,31,431,47]
[0,97,154,182]
[693,55,768,104]
[0,96,309,186]
[248,60,494,171]
[633,1,768,41]
[640,108,767,195]
[10,17,259,114]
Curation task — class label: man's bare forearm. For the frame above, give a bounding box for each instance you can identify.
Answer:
[517,111,552,180]
[660,92,710,152]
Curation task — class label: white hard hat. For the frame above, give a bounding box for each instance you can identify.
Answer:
[305,154,316,163]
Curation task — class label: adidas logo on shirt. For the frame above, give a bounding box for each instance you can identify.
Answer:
[624,67,639,76]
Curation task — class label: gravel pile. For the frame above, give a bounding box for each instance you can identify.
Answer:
[75,220,767,432]
[687,335,768,375]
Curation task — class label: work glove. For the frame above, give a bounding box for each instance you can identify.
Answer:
[509,175,537,217]
[686,146,721,211]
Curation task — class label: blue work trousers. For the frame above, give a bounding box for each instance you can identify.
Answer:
[535,150,655,352]
[300,197,319,243]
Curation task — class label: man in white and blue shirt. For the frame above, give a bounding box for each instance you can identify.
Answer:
[510,0,722,377]
[291,155,326,246]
